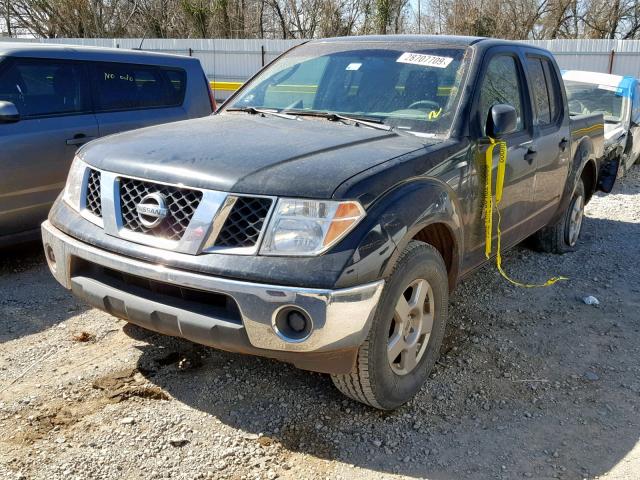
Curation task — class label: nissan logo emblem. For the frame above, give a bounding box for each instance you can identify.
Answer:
[136,192,168,228]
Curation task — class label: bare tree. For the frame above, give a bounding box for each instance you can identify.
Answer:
[4,0,640,40]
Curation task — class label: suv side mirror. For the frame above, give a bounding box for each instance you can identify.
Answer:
[486,104,517,138]
[0,101,20,123]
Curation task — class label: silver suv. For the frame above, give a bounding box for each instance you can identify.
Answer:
[0,42,214,246]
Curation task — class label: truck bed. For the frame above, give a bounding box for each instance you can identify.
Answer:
[569,112,605,161]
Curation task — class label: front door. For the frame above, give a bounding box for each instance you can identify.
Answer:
[464,50,537,269]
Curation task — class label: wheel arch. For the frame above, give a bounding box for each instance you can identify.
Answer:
[549,136,597,226]
[373,179,464,292]
[580,157,598,203]
[409,222,458,291]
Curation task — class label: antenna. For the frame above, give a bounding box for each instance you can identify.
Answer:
[138,36,146,50]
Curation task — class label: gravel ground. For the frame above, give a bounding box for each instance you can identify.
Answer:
[1,166,639,480]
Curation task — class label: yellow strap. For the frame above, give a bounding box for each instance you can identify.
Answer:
[485,137,568,288]
[484,140,495,258]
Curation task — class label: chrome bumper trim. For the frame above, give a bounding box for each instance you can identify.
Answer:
[42,221,384,353]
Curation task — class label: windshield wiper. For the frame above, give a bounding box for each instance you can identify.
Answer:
[284,110,392,131]
[226,106,298,120]
[327,113,392,131]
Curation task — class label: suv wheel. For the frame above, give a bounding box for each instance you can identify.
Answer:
[331,241,448,410]
[532,180,586,254]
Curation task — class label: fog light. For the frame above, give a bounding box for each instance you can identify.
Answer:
[273,306,312,342]
[45,244,56,272]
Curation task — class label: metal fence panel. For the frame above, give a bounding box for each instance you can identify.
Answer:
[8,37,640,97]
[525,39,640,77]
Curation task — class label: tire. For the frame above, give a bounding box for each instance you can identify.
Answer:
[531,180,586,254]
[331,240,448,410]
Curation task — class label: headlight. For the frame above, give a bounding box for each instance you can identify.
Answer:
[260,199,365,256]
[62,157,88,212]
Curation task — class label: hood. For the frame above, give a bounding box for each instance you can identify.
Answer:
[80,113,429,198]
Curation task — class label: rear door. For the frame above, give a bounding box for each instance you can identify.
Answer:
[523,52,571,223]
[0,57,98,237]
[90,62,188,136]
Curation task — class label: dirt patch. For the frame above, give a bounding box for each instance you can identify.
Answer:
[9,397,111,446]
[72,331,96,343]
[92,368,170,402]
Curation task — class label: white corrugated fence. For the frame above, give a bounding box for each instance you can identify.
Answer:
[526,39,640,78]
[7,37,640,99]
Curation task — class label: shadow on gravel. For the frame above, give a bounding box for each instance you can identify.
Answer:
[129,211,640,479]
[131,214,639,478]
[0,240,89,342]
[608,164,640,195]
[0,240,44,275]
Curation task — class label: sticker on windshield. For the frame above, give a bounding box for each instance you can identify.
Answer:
[397,52,453,68]
[346,62,362,71]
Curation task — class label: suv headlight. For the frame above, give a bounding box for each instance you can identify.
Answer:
[260,199,365,256]
[62,156,88,212]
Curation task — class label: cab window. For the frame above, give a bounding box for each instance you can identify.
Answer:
[526,55,562,127]
[541,58,562,123]
[526,57,551,125]
[478,55,525,135]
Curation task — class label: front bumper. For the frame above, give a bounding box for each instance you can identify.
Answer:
[42,221,384,373]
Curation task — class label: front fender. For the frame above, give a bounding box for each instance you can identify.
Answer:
[334,178,464,289]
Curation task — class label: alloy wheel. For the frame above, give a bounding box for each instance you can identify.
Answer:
[387,278,435,376]
[567,194,584,246]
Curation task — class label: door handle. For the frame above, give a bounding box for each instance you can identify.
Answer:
[66,134,96,146]
[524,146,537,164]
[559,137,569,151]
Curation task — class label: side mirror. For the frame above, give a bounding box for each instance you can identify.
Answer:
[0,101,20,123]
[486,104,517,138]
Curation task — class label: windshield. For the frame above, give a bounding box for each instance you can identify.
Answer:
[224,42,471,136]
[564,79,625,123]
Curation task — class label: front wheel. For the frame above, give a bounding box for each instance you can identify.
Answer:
[531,180,586,254]
[331,241,448,410]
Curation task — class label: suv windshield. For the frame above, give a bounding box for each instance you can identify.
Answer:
[225,41,471,137]
[564,80,625,123]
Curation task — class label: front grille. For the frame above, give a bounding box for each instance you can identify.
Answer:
[215,197,272,248]
[85,169,102,218]
[119,177,203,241]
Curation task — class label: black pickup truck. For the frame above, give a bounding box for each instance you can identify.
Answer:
[42,36,606,409]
